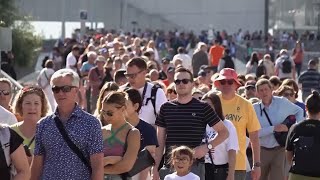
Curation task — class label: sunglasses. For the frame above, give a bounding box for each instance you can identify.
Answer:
[219,79,234,85]
[173,157,189,164]
[167,89,177,94]
[124,70,144,79]
[0,90,10,96]
[100,109,113,117]
[245,86,256,90]
[52,85,77,94]
[174,79,192,85]
[283,92,294,97]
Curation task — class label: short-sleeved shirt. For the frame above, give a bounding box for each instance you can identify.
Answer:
[0,106,17,125]
[80,62,95,75]
[88,67,105,96]
[135,119,159,150]
[11,122,36,152]
[155,98,221,165]
[219,94,261,170]
[66,52,77,72]
[298,69,320,94]
[164,172,200,180]
[286,119,320,177]
[275,55,295,79]
[0,128,23,180]
[34,105,103,180]
[209,45,224,66]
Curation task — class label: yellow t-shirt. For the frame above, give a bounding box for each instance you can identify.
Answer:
[219,94,261,170]
[10,122,35,153]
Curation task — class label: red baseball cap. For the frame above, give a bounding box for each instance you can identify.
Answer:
[213,68,242,87]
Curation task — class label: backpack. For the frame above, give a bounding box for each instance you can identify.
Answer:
[256,61,267,78]
[125,83,161,116]
[281,57,292,73]
[0,126,16,179]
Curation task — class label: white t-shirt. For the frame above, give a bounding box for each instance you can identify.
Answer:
[137,82,167,125]
[38,68,55,88]
[172,53,192,72]
[66,52,77,72]
[164,172,200,180]
[204,119,239,165]
[0,106,17,125]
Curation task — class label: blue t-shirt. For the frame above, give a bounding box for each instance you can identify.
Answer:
[80,62,95,74]
[136,120,159,150]
[295,101,306,118]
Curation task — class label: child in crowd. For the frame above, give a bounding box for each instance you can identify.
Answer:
[164,146,200,180]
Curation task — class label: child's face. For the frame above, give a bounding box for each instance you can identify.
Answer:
[173,153,192,173]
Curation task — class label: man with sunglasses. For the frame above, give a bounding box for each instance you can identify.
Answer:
[253,79,304,180]
[122,57,167,126]
[213,68,261,180]
[154,67,229,180]
[31,69,104,180]
[243,80,257,100]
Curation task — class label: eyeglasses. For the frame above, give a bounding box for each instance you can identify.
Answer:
[52,85,77,94]
[173,157,189,164]
[167,89,177,95]
[124,70,144,79]
[219,79,234,85]
[174,79,192,85]
[100,109,113,117]
[0,90,10,96]
[283,92,294,97]
[245,86,255,90]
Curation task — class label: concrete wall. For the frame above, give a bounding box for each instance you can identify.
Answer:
[16,0,264,33]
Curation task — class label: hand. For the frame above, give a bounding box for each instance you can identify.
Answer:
[251,166,261,180]
[151,167,160,180]
[274,124,288,132]
[193,144,209,159]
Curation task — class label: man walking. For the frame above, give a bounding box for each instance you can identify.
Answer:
[153,67,229,180]
[253,79,304,180]
[31,69,104,180]
[213,68,261,180]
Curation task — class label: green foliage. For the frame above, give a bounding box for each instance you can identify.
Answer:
[0,0,42,67]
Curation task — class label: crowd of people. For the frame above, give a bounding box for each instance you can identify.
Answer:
[1,29,320,180]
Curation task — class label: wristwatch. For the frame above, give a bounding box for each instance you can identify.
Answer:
[207,143,213,150]
[253,162,261,168]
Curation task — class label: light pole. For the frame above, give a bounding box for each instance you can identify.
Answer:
[288,10,297,31]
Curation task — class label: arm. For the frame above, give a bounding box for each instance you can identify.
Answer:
[152,126,166,179]
[226,150,236,180]
[104,129,141,174]
[30,155,44,180]
[12,145,30,180]
[90,153,104,180]
[286,151,293,166]
[218,59,225,72]
[249,131,261,180]
[138,145,156,180]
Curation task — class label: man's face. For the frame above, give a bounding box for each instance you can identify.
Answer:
[257,84,273,103]
[51,76,78,107]
[245,86,257,99]
[174,72,193,96]
[218,79,238,95]
[0,82,12,108]
[125,65,146,88]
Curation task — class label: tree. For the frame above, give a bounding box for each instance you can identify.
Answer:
[0,0,42,67]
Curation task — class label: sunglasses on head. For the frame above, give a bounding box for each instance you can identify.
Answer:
[0,90,10,96]
[124,70,144,79]
[219,79,234,85]
[174,79,192,85]
[52,85,77,94]
[167,89,177,94]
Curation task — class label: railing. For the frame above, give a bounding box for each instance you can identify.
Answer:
[0,69,23,99]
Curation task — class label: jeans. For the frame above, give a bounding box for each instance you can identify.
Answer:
[205,163,228,180]
[295,63,302,77]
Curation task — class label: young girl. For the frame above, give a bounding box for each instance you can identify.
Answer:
[164,146,200,180]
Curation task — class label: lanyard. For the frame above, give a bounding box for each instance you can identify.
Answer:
[141,83,148,105]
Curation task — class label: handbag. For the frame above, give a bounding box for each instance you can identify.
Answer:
[53,116,92,173]
[261,105,296,147]
[122,129,155,177]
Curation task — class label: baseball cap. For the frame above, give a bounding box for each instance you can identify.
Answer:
[198,70,207,77]
[200,65,210,70]
[245,80,256,89]
[167,67,175,73]
[214,68,241,87]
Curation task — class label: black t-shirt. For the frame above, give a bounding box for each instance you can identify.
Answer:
[286,119,320,177]
[0,128,24,180]
[135,119,159,151]
[156,98,220,164]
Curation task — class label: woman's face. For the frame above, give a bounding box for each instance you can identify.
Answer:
[21,93,42,121]
[101,103,124,125]
[282,90,295,102]
[166,88,177,101]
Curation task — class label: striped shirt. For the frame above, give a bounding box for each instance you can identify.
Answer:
[155,98,221,164]
[298,69,320,93]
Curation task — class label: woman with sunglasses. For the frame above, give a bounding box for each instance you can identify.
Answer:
[100,91,140,180]
[166,83,177,101]
[275,85,306,118]
[10,86,49,164]
[93,82,119,118]
[202,91,239,180]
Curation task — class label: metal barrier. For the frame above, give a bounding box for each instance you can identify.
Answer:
[0,69,23,99]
